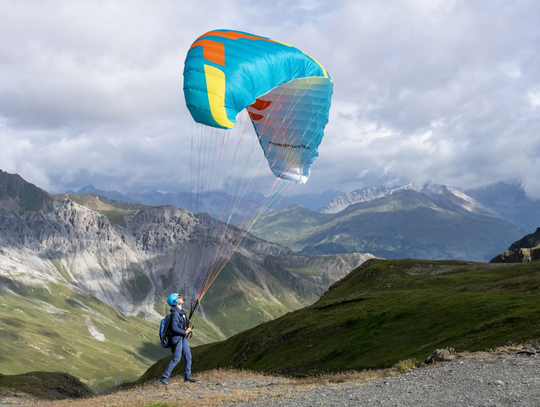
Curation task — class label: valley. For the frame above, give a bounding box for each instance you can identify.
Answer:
[0,170,372,389]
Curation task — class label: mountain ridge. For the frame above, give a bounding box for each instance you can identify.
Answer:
[321,182,502,219]
[66,181,540,232]
[0,170,55,214]
[251,188,526,261]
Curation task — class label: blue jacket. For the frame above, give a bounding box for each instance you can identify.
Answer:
[169,307,188,345]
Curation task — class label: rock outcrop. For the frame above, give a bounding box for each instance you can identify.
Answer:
[490,227,540,263]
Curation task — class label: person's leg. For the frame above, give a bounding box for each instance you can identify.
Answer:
[182,337,192,377]
[162,341,183,379]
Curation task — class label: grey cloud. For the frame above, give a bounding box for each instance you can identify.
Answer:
[1,0,539,200]
[307,0,540,196]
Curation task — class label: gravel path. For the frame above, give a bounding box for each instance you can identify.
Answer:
[3,352,539,406]
[235,352,540,407]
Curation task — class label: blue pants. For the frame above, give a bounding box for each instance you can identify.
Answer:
[162,337,192,379]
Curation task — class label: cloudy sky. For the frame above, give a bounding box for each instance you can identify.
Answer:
[1,0,539,198]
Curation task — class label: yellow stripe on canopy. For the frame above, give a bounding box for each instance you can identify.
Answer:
[204,64,235,128]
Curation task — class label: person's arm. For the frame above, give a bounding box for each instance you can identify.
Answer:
[170,312,187,336]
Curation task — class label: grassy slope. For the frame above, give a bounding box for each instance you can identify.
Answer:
[136,258,540,381]
[0,279,170,392]
[0,371,95,400]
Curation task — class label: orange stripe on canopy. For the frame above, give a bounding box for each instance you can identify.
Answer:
[250,98,273,111]
[248,111,264,121]
[198,30,275,43]
[189,39,225,66]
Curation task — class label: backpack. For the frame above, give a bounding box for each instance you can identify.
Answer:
[159,313,173,348]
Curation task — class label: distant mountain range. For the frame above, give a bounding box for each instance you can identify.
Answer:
[70,181,540,233]
[68,185,345,222]
[272,189,344,211]
[320,182,502,218]
[250,183,527,262]
[66,181,540,262]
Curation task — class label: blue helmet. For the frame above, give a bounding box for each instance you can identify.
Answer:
[167,293,181,307]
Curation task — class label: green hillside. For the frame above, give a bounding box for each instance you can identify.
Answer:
[137,258,540,382]
[247,204,331,249]
[0,250,324,393]
[0,279,171,392]
[251,190,525,261]
[0,371,95,400]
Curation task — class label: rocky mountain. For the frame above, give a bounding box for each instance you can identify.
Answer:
[490,227,540,263]
[321,182,501,218]
[0,170,372,341]
[0,170,54,214]
[250,188,526,262]
[320,185,408,214]
[465,182,540,231]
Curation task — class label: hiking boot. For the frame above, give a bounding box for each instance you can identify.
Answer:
[159,378,169,385]
[184,375,197,382]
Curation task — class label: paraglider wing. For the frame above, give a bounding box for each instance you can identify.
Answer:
[183,29,333,184]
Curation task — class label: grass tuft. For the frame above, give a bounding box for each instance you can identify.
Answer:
[393,358,418,374]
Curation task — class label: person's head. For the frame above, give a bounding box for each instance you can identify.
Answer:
[167,293,185,308]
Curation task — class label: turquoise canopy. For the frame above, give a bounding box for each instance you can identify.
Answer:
[183,29,333,183]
